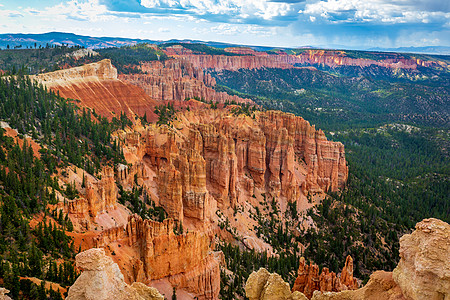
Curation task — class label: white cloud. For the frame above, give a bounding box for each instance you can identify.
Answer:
[139,0,292,21]
[301,0,450,24]
[24,0,115,22]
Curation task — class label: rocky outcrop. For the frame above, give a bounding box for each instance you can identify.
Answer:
[67,166,118,218]
[66,248,164,300]
[310,271,406,300]
[246,268,308,300]
[292,256,358,298]
[121,109,347,223]
[0,288,12,300]
[119,60,251,104]
[34,59,158,122]
[393,218,449,300]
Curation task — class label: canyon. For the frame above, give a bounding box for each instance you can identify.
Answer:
[30,59,348,299]
[163,45,449,71]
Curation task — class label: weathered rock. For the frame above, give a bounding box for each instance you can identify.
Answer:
[130,282,164,300]
[340,256,358,290]
[292,256,358,298]
[393,218,450,300]
[245,268,308,300]
[94,215,221,300]
[261,273,295,300]
[66,248,164,300]
[0,288,12,300]
[246,268,271,300]
[310,271,406,300]
[121,109,347,224]
[67,165,118,218]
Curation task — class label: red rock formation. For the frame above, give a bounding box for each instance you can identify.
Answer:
[67,166,118,219]
[34,59,159,122]
[292,256,358,298]
[119,60,251,104]
[340,256,358,290]
[121,108,347,224]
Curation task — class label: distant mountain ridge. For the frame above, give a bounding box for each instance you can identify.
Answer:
[0,31,241,50]
[368,46,450,55]
[1,31,449,55]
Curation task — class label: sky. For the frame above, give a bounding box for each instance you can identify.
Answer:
[0,0,449,49]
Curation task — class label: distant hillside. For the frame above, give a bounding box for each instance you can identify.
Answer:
[368,46,450,55]
[3,32,449,55]
[0,31,243,50]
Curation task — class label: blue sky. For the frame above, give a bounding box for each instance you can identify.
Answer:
[0,0,449,48]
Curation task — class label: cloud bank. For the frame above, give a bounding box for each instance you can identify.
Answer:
[0,0,449,48]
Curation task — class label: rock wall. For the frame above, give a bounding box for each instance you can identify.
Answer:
[119,60,252,104]
[67,166,118,219]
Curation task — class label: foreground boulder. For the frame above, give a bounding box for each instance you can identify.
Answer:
[0,288,12,300]
[245,268,308,300]
[393,218,449,300]
[310,271,406,300]
[66,248,163,300]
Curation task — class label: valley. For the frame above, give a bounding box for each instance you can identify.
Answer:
[0,41,448,300]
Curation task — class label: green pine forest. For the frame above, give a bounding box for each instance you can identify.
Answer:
[0,45,448,300]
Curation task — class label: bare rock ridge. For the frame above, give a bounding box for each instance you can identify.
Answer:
[66,248,164,300]
[393,218,450,300]
[245,218,449,300]
[292,256,358,298]
[119,60,252,104]
[34,59,159,122]
[163,46,448,71]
